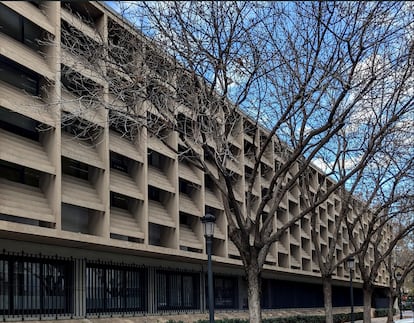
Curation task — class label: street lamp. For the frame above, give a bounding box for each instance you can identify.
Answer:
[396,272,403,320]
[347,257,355,323]
[201,213,216,323]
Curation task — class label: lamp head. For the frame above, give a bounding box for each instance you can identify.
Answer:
[347,256,355,270]
[201,213,216,237]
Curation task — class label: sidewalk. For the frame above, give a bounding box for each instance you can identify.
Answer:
[353,310,414,323]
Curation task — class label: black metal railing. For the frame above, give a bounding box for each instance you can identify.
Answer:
[0,251,73,320]
[0,251,214,320]
[156,269,200,311]
[86,261,147,315]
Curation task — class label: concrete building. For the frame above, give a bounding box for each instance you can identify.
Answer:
[0,1,390,320]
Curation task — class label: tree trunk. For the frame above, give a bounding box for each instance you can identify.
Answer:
[363,285,373,323]
[322,276,334,323]
[387,295,397,323]
[247,265,262,323]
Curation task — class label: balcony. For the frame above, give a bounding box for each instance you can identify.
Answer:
[60,7,101,43]
[0,178,54,223]
[179,193,201,217]
[214,225,226,240]
[0,128,54,174]
[110,207,144,240]
[179,224,202,251]
[147,135,175,159]
[147,165,175,193]
[109,131,143,163]
[178,163,201,185]
[205,188,223,210]
[61,174,104,211]
[61,132,103,169]
[0,81,54,126]
[110,169,143,200]
[148,200,175,227]
[0,33,53,80]
[61,91,105,126]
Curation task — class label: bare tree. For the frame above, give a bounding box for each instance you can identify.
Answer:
[385,237,414,323]
[53,2,414,322]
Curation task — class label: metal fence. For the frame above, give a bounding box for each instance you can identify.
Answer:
[0,251,73,320]
[155,269,200,312]
[86,261,147,315]
[0,251,209,321]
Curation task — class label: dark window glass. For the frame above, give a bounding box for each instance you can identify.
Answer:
[0,4,21,41]
[61,157,89,180]
[205,175,215,190]
[0,4,44,51]
[214,276,238,309]
[148,186,161,202]
[110,192,129,210]
[23,19,43,50]
[0,106,40,140]
[0,160,40,187]
[0,56,39,95]
[148,151,161,168]
[61,112,101,144]
[110,152,129,173]
[179,179,190,194]
[61,203,90,233]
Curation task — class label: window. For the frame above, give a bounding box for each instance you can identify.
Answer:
[110,152,129,173]
[0,106,41,140]
[61,204,90,233]
[148,150,161,169]
[156,270,199,310]
[61,112,101,144]
[110,192,129,210]
[61,65,102,103]
[0,4,45,51]
[148,186,161,202]
[0,160,40,187]
[61,157,89,180]
[109,110,139,141]
[0,55,39,95]
[213,276,238,309]
[205,175,215,190]
[179,179,191,195]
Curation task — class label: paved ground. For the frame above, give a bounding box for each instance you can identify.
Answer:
[352,310,414,323]
[6,308,413,323]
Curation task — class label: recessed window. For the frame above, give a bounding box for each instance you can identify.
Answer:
[0,4,45,51]
[0,160,40,187]
[110,152,130,173]
[62,157,89,180]
[61,112,101,143]
[0,55,39,95]
[110,192,129,210]
[61,65,100,99]
[148,186,161,202]
[0,106,41,140]
[148,150,161,168]
[61,203,90,233]
[109,110,139,141]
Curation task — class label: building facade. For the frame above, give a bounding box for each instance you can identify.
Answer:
[0,1,389,320]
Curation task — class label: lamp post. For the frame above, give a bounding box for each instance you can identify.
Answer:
[347,257,355,323]
[201,213,216,323]
[396,272,403,320]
